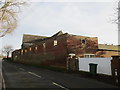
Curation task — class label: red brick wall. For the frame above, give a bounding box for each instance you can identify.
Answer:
[12,33,100,68]
[40,34,68,67]
[13,34,68,68]
[66,34,98,57]
[37,44,44,54]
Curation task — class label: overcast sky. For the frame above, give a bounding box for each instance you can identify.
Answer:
[0,0,118,53]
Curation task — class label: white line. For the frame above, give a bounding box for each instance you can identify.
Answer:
[1,72,6,90]
[28,72,41,78]
[19,68,25,71]
[0,69,2,89]
[52,82,69,90]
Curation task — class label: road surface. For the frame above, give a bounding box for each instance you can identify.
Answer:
[2,60,118,89]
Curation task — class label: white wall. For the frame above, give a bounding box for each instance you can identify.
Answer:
[79,58,112,75]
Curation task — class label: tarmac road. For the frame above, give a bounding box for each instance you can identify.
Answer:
[2,60,118,89]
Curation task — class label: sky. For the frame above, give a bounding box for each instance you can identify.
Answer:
[0,0,118,54]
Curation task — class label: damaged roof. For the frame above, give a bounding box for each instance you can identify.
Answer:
[22,34,48,43]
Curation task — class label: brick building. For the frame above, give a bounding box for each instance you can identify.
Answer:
[12,31,120,68]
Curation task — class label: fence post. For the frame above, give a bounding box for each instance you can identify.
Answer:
[66,57,70,70]
[66,55,79,71]
[75,57,79,71]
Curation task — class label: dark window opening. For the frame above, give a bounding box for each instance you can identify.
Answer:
[82,39,86,44]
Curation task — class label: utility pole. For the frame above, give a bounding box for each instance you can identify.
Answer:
[118,1,120,45]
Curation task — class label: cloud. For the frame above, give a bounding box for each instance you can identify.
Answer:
[0,1,118,51]
[19,2,117,44]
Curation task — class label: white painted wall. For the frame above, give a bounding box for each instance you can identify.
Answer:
[79,58,112,75]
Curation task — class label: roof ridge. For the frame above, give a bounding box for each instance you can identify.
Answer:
[52,31,64,37]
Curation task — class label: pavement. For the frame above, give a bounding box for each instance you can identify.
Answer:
[2,60,119,89]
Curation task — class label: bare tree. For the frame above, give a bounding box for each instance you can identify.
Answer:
[0,0,26,37]
[2,45,13,58]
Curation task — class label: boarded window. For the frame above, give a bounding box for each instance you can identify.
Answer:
[43,43,46,48]
[35,46,38,50]
[54,40,57,46]
[115,69,118,76]
[29,47,32,51]
[43,43,46,55]
[84,54,95,58]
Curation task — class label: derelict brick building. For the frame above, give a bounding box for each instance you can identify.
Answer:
[12,31,120,68]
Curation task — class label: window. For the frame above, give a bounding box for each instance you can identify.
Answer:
[29,47,32,51]
[43,43,46,55]
[21,50,23,55]
[84,55,89,58]
[115,69,118,76]
[84,54,95,58]
[35,46,38,50]
[43,43,46,48]
[54,40,57,46]
[81,39,86,44]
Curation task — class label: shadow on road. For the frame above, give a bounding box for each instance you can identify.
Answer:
[2,60,119,89]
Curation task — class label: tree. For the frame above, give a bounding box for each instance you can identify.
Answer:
[0,0,25,37]
[2,45,13,58]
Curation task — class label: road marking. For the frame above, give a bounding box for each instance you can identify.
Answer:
[28,72,41,78]
[28,72,68,90]
[0,72,2,89]
[1,72,6,89]
[52,82,69,90]
[19,68,25,71]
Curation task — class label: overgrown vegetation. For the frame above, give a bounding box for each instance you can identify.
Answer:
[0,0,26,37]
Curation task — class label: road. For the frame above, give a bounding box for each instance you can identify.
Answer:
[2,60,118,89]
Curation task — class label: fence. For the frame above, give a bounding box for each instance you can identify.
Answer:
[79,58,112,75]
